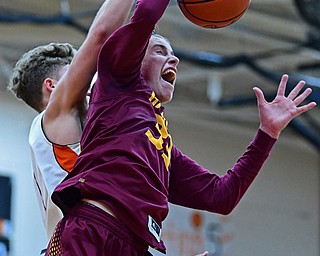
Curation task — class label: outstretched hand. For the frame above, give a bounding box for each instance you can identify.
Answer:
[253,74,317,139]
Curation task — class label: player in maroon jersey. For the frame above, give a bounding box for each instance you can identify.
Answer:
[46,0,316,255]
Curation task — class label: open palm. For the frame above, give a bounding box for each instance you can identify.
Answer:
[253,74,317,139]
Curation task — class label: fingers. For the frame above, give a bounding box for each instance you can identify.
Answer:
[287,80,306,101]
[276,76,313,109]
[286,80,316,112]
[296,101,317,116]
[292,87,317,116]
[293,87,311,106]
[276,74,289,96]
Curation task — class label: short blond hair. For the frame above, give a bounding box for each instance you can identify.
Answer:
[8,43,76,112]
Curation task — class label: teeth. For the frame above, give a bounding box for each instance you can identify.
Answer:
[163,69,175,75]
[162,69,176,83]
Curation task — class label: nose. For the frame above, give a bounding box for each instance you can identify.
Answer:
[169,55,179,66]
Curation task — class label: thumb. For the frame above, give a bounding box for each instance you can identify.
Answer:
[253,86,265,106]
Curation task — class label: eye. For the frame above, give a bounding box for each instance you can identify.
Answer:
[156,49,164,55]
[154,46,166,56]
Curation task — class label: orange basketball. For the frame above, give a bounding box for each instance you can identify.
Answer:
[177,0,251,29]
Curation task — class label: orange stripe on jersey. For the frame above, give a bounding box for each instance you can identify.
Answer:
[53,145,78,173]
[0,218,3,236]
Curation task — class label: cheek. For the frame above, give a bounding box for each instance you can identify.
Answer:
[141,60,156,81]
[141,59,149,78]
[142,53,164,84]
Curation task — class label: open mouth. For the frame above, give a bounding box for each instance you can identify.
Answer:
[161,69,176,84]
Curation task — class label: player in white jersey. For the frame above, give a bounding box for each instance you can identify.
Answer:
[29,111,80,238]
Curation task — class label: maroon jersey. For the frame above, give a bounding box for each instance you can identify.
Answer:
[52,0,276,252]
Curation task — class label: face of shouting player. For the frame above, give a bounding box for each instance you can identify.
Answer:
[141,35,179,103]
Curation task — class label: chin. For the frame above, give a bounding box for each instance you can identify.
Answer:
[161,94,173,104]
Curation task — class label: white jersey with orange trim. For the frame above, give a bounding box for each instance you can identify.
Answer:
[29,111,80,239]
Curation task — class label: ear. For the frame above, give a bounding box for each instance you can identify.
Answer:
[43,78,56,93]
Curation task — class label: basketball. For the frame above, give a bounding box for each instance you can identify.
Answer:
[177,0,251,29]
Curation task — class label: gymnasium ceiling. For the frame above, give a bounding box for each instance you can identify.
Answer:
[0,0,319,150]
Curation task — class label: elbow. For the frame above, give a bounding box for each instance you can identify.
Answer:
[221,198,241,215]
[87,26,110,46]
[211,200,239,215]
[218,207,234,215]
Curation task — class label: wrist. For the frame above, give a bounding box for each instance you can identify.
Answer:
[259,125,280,139]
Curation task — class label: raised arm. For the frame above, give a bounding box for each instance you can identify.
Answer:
[168,75,316,214]
[97,0,170,84]
[44,0,134,144]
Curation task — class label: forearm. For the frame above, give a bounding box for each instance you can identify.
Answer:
[87,0,134,42]
[213,129,276,214]
[80,0,135,74]
[56,0,134,109]
[169,130,276,215]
